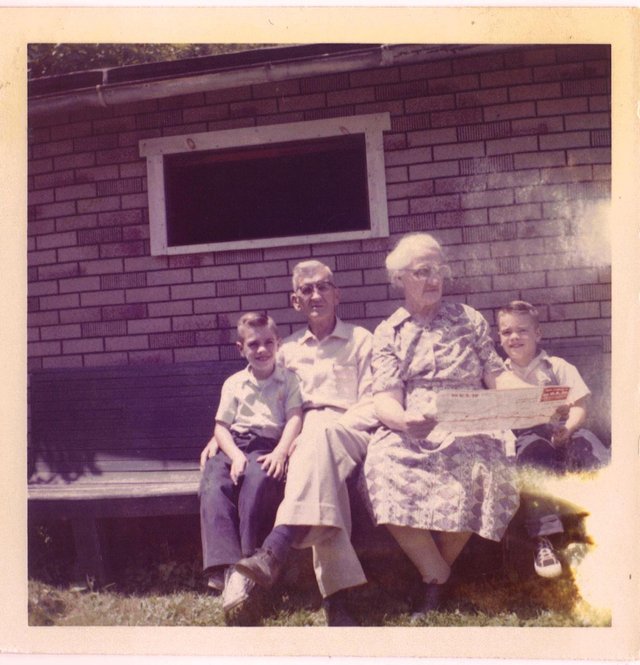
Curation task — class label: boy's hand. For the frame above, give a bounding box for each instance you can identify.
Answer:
[199,439,219,470]
[258,449,288,480]
[552,404,571,421]
[552,425,572,446]
[229,451,248,485]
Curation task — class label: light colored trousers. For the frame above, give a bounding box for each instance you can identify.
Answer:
[274,405,375,597]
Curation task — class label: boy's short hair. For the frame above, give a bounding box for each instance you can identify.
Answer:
[291,260,334,292]
[497,300,540,326]
[236,311,278,342]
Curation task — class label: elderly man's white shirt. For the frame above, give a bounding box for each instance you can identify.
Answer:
[277,317,372,412]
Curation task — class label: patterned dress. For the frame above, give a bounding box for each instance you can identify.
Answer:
[363,302,520,541]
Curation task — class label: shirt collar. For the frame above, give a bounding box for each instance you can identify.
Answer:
[297,317,350,345]
[241,364,284,386]
[386,306,412,328]
[505,349,550,373]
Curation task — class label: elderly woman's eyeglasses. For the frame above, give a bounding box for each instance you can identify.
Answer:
[296,280,336,297]
[402,265,448,281]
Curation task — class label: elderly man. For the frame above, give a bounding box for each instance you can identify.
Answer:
[233,259,377,625]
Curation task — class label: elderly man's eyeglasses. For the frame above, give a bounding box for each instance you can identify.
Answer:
[296,280,336,297]
[402,265,448,281]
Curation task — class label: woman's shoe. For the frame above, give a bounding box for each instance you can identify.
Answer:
[411,581,447,621]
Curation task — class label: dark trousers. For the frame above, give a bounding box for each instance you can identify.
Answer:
[515,424,609,539]
[199,432,284,573]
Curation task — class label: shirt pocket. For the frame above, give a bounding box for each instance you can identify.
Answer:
[331,361,359,403]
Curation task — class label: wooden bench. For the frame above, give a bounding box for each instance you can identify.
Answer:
[28,360,243,586]
[28,343,610,587]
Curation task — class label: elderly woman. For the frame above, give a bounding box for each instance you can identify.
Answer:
[364,232,522,618]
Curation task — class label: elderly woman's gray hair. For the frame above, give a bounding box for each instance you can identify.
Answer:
[385,233,451,285]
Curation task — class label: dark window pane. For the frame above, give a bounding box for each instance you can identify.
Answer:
[164,134,370,247]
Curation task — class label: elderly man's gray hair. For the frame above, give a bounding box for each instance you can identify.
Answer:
[291,260,334,291]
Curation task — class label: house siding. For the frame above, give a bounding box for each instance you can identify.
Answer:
[27,44,611,370]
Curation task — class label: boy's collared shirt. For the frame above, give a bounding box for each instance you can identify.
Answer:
[505,349,590,403]
[216,365,302,440]
[278,317,373,412]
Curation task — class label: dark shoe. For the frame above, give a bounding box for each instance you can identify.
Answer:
[206,567,226,594]
[322,591,358,626]
[411,582,447,621]
[234,547,284,589]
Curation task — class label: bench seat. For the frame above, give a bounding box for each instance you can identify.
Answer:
[28,360,243,584]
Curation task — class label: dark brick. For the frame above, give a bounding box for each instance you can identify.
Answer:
[300,72,349,94]
[217,278,265,297]
[92,116,138,135]
[562,78,610,97]
[574,283,611,301]
[430,107,483,128]
[462,222,517,243]
[102,303,148,320]
[376,79,429,102]
[336,252,386,271]
[81,320,127,337]
[96,147,140,165]
[98,210,144,227]
[136,109,183,130]
[75,165,120,183]
[591,129,611,147]
[453,52,505,74]
[215,249,263,266]
[34,170,75,189]
[78,227,122,245]
[389,213,437,233]
[457,120,511,142]
[391,115,430,132]
[100,271,147,290]
[73,134,119,153]
[304,106,355,121]
[100,241,146,258]
[96,178,143,197]
[460,155,514,175]
[534,62,585,82]
[149,331,196,349]
[556,45,610,63]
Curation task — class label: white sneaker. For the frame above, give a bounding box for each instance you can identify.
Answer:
[534,537,562,578]
[222,567,256,613]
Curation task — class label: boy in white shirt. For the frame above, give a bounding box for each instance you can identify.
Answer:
[199,312,302,621]
[497,300,609,579]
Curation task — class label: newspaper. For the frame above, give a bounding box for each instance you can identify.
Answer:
[432,386,570,433]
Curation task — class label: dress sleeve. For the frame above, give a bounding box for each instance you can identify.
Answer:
[215,375,238,426]
[471,307,505,375]
[371,319,404,394]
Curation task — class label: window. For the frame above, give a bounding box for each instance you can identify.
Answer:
[139,113,391,255]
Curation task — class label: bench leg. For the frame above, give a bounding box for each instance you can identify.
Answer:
[70,516,108,589]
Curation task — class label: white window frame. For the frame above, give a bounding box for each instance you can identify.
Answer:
[139,113,391,255]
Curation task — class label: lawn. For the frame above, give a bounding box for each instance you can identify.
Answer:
[27,514,610,628]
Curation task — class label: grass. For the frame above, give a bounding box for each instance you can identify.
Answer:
[27,514,610,627]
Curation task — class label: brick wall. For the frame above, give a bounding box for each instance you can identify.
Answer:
[27,44,611,370]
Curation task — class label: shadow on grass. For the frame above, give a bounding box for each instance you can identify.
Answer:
[28,514,590,627]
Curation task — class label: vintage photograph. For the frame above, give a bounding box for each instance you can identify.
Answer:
[3,5,638,661]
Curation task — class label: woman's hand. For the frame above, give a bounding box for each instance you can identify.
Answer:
[403,411,438,439]
[258,448,288,480]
